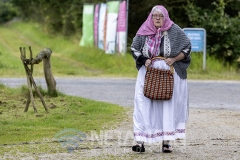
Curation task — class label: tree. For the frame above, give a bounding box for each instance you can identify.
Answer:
[185,0,240,64]
[0,0,18,24]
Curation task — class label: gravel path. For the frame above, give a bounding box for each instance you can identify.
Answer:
[1,78,240,159]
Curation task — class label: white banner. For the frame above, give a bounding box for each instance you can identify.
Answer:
[98,3,107,50]
[105,1,120,54]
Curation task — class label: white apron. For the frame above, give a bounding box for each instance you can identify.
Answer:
[133,59,189,143]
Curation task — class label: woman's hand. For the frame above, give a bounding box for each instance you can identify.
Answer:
[145,59,152,67]
[165,52,186,65]
[165,58,176,66]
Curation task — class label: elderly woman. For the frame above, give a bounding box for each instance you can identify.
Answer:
[131,5,191,153]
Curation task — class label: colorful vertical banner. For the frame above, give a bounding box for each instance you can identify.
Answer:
[98,3,107,50]
[80,1,128,55]
[79,4,94,47]
[116,0,127,54]
[105,1,120,54]
[94,4,100,47]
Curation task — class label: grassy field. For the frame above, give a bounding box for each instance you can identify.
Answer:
[0,21,240,80]
[0,83,128,155]
[0,21,137,78]
[0,84,127,142]
[0,21,132,155]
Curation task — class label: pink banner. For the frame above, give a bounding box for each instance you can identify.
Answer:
[94,4,100,47]
[117,1,127,54]
[117,1,126,32]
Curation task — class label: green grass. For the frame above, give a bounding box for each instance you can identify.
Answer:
[0,84,127,145]
[1,21,239,80]
[0,21,137,78]
[188,53,240,80]
[0,21,131,156]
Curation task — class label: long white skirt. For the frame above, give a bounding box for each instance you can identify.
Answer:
[133,60,189,143]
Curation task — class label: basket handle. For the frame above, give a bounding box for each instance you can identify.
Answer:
[149,56,174,75]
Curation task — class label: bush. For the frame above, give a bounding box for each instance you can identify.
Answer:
[0,1,18,24]
[185,0,240,65]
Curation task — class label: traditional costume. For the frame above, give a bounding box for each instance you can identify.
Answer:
[131,5,191,149]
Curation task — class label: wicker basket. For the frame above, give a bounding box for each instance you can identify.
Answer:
[143,57,174,100]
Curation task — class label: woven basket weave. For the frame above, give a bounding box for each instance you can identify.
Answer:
[143,57,174,100]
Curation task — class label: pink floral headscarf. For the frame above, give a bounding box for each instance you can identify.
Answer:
[136,5,174,57]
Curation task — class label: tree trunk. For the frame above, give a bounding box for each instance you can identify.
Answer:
[31,48,57,96]
[43,55,57,96]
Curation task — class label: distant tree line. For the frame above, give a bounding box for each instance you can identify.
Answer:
[1,0,240,64]
[0,0,17,24]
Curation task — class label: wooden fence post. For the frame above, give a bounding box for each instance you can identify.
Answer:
[20,46,57,113]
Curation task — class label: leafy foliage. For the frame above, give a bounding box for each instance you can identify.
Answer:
[0,0,18,24]
[10,0,105,36]
[185,0,240,64]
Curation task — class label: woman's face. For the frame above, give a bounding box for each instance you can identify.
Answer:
[152,11,164,29]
